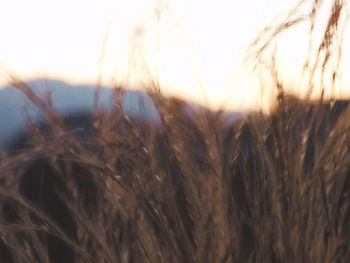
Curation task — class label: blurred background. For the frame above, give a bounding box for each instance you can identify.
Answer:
[0,0,349,111]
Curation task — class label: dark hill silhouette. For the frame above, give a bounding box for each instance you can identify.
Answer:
[0,79,242,152]
[0,79,158,151]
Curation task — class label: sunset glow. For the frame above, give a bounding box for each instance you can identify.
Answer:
[1,0,350,111]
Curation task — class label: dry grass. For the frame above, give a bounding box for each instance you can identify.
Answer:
[1,83,350,263]
[1,0,350,262]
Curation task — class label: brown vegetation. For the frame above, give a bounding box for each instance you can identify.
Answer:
[1,0,350,262]
[1,86,350,262]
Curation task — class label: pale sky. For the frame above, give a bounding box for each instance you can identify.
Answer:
[0,0,349,111]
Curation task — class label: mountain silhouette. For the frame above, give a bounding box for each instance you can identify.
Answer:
[0,79,241,151]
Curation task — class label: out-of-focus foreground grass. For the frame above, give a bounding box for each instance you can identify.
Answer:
[1,0,350,262]
[1,82,350,263]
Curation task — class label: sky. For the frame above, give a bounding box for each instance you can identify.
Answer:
[0,0,349,111]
